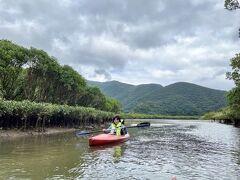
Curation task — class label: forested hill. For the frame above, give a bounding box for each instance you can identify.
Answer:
[88,80,227,116]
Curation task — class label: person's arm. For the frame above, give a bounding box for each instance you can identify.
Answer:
[103,124,115,134]
[109,124,115,134]
[107,125,112,130]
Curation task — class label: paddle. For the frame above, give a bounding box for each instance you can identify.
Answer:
[127,122,151,128]
[76,122,150,136]
[76,129,110,136]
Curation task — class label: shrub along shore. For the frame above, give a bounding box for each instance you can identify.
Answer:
[0,99,200,133]
[201,107,240,127]
[0,100,114,132]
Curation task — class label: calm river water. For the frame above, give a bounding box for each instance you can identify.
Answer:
[0,120,239,180]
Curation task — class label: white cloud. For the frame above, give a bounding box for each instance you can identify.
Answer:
[0,0,239,90]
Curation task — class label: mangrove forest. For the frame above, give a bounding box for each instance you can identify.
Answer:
[0,40,120,130]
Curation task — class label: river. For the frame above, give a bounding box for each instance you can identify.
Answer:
[0,120,239,180]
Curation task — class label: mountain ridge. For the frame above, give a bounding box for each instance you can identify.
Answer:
[87,80,227,115]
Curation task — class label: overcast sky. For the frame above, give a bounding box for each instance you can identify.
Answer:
[1,0,240,90]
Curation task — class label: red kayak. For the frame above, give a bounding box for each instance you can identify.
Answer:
[89,133,130,146]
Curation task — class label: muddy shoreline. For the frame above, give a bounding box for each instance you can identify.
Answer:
[0,128,78,139]
[0,123,108,140]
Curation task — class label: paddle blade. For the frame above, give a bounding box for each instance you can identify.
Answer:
[76,131,91,136]
[76,129,109,137]
[137,122,150,127]
[126,122,151,129]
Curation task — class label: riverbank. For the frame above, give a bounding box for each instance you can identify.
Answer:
[219,119,240,127]
[0,128,77,140]
[0,123,108,140]
[201,107,240,127]
[0,118,198,140]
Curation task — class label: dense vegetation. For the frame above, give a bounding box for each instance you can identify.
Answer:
[0,40,121,130]
[0,100,113,131]
[0,40,121,113]
[88,80,227,116]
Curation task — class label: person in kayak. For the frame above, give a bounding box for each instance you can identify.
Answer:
[103,115,127,136]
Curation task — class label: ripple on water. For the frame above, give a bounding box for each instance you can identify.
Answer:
[0,120,240,180]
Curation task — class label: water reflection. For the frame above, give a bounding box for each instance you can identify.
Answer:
[113,145,124,159]
[89,144,126,162]
[0,133,87,180]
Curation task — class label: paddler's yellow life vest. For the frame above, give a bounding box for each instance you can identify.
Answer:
[111,122,122,136]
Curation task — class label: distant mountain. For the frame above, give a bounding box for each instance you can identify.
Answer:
[87,80,227,116]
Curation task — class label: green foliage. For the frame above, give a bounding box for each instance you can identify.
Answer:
[226,53,240,85]
[201,107,239,122]
[60,65,86,89]
[79,86,106,109]
[225,0,240,10]
[0,40,29,100]
[0,40,121,113]
[24,48,71,103]
[104,97,122,113]
[227,86,240,118]
[89,81,227,116]
[225,53,240,124]
[201,111,217,120]
[222,0,240,127]
[228,86,240,106]
[0,99,114,130]
[0,83,3,99]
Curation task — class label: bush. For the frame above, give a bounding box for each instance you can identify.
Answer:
[0,100,114,131]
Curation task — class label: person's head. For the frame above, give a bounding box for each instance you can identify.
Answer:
[113,115,121,124]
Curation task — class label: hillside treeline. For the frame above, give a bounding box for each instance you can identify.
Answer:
[89,80,227,116]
